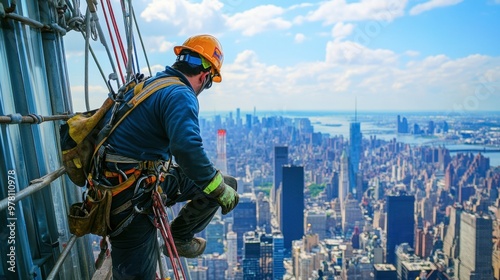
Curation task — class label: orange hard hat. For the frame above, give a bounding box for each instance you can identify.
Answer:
[174,34,224,83]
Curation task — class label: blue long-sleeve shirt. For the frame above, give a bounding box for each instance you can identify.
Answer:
[103,66,216,187]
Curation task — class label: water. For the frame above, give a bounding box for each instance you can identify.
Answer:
[201,110,500,167]
[307,114,500,167]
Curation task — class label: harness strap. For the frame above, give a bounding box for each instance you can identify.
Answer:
[93,169,142,196]
[108,211,137,238]
[111,200,132,216]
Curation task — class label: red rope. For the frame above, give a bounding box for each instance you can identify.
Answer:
[152,191,187,280]
[100,0,125,84]
[106,0,128,69]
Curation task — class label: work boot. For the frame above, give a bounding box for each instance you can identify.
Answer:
[173,237,206,258]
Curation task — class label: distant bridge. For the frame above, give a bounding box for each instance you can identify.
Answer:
[448,148,500,153]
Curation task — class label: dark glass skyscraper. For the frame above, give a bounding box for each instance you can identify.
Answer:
[272,232,285,280]
[273,146,288,204]
[242,231,284,280]
[281,165,304,252]
[349,121,362,196]
[204,217,224,254]
[386,194,415,264]
[233,194,257,257]
[242,232,260,280]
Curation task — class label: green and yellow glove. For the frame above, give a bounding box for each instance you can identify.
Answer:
[203,171,239,215]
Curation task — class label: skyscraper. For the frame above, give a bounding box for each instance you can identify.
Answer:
[326,171,339,201]
[273,146,288,205]
[272,232,285,280]
[236,108,242,127]
[233,193,257,257]
[205,217,224,254]
[241,231,284,280]
[386,194,415,264]
[226,226,238,280]
[349,119,362,197]
[281,165,305,252]
[242,232,262,280]
[339,150,349,210]
[257,192,271,233]
[443,204,462,260]
[457,212,493,279]
[215,129,228,174]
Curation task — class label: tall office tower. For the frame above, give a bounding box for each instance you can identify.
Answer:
[457,212,493,279]
[341,193,364,233]
[349,118,362,197]
[215,129,228,174]
[428,120,435,135]
[339,150,349,210]
[444,164,455,191]
[442,120,449,132]
[443,204,462,260]
[233,193,257,257]
[272,232,285,280]
[281,165,305,252]
[386,194,415,264]
[226,226,238,280]
[326,171,339,201]
[351,226,360,249]
[259,234,274,279]
[242,231,284,280]
[304,209,327,240]
[413,123,421,134]
[273,146,288,205]
[203,254,228,280]
[397,115,409,133]
[257,192,271,233]
[205,217,224,254]
[245,114,252,130]
[401,117,408,133]
[214,114,222,129]
[242,232,261,280]
[236,108,242,127]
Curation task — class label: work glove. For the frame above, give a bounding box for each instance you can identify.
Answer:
[203,171,239,215]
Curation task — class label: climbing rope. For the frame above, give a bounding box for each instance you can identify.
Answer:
[131,5,152,76]
[152,190,187,280]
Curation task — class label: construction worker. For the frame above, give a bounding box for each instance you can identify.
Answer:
[98,34,239,279]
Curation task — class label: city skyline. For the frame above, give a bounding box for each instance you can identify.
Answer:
[63,0,500,113]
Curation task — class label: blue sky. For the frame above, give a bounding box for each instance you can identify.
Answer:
[64,0,500,113]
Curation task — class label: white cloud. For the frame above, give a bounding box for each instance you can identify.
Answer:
[294,33,306,43]
[140,0,225,35]
[144,36,175,53]
[409,0,463,16]
[206,43,500,111]
[325,40,398,65]
[305,0,407,25]
[226,5,292,36]
[331,22,355,41]
[405,50,420,57]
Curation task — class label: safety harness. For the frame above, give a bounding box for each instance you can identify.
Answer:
[86,75,187,278]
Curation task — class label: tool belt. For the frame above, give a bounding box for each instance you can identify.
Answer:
[68,147,167,238]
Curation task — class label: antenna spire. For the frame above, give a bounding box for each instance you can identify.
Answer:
[355,96,357,122]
